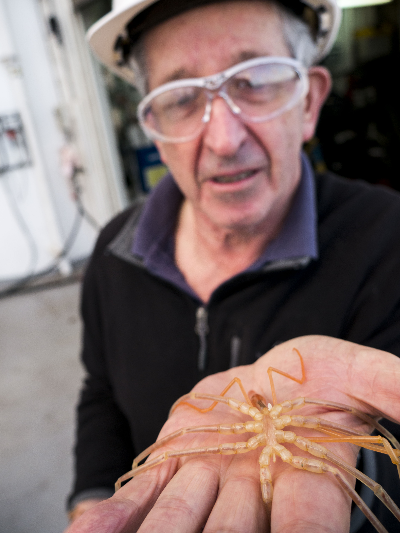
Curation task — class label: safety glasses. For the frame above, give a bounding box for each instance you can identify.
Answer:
[137,56,309,143]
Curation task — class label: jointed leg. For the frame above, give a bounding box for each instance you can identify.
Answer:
[169,377,252,416]
[280,412,370,437]
[328,464,389,533]
[272,395,398,445]
[318,443,400,522]
[271,440,391,533]
[131,420,263,471]
[309,435,400,466]
[302,397,400,451]
[267,348,306,405]
[298,398,400,477]
[276,413,400,470]
[278,431,400,525]
[258,446,274,520]
[115,432,266,490]
[170,391,263,424]
[271,395,400,467]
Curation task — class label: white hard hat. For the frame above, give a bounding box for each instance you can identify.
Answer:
[87,0,341,86]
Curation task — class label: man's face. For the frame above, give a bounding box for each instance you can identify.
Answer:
[143,1,325,234]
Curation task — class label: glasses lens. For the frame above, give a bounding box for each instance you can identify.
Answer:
[140,85,207,142]
[227,62,303,121]
[138,59,306,142]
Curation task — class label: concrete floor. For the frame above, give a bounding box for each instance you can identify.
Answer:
[0,281,84,533]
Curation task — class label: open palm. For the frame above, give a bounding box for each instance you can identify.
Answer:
[66,336,400,533]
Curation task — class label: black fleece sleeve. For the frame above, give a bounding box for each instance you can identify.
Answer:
[68,212,136,510]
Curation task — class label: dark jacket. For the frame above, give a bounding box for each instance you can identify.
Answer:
[71,172,400,532]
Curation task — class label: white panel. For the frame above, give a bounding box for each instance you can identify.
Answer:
[0,1,63,279]
[0,0,101,280]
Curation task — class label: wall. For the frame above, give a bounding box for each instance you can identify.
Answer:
[0,0,127,282]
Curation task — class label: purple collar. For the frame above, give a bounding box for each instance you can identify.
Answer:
[132,152,318,300]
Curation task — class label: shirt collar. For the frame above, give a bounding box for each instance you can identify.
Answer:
[132,152,318,296]
[250,152,318,272]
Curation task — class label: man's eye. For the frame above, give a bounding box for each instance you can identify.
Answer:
[171,92,196,108]
[160,88,200,114]
[231,76,276,100]
[234,77,253,89]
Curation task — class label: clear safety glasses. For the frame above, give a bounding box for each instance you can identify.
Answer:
[137,57,309,143]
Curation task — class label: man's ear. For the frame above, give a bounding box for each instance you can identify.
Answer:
[302,66,332,142]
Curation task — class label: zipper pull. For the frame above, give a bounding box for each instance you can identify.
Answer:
[230,335,241,368]
[195,306,209,371]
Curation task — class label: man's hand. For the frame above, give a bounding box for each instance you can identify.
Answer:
[68,499,105,522]
[65,335,400,533]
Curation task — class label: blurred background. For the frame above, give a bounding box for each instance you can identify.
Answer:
[0,0,399,531]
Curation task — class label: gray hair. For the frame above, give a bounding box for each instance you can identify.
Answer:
[128,38,148,96]
[129,0,319,96]
[278,3,320,67]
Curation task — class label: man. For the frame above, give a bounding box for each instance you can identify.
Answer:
[66,0,400,531]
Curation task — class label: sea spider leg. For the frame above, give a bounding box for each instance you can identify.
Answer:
[274,396,400,450]
[169,377,252,416]
[271,398,400,521]
[312,440,400,523]
[310,434,400,466]
[272,412,400,467]
[116,394,265,490]
[170,392,263,421]
[311,435,400,464]
[115,424,267,490]
[303,398,400,452]
[258,446,273,520]
[256,443,388,532]
[276,430,400,529]
[274,411,369,436]
[131,418,263,470]
[266,348,306,405]
[270,396,400,475]
[170,347,305,415]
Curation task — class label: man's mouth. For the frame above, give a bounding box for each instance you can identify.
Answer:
[211,169,255,184]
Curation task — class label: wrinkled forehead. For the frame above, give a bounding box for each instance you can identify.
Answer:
[142,2,290,89]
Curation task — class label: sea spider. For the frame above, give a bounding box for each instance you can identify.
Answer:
[115,349,400,532]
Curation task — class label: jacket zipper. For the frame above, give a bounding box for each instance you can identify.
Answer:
[195,306,209,371]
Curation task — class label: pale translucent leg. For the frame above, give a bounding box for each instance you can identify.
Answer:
[133,419,263,467]
[169,377,252,416]
[277,431,400,530]
[316,441,400,522]
[115,424,265,490]
[272,401,400,482]
[266,348,306,405]
[277,413,400,468]
[327,463,389,533]
[311,434,400,466]
[117,387,264,491]
[273,396,400,451]
[258,446,273,522]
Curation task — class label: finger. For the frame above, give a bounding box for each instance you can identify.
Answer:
[271,465,352,533]
[258,335,400,421]
[204,454,269,533]
[65,459,179,533]
[136,458,220,533]
[64,499,140,533]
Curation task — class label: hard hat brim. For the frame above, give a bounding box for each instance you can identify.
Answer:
[87,0,157,84]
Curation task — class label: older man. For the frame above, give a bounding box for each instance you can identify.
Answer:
[66,0,400,531]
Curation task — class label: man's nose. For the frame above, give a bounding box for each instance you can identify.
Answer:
[202,96,248,156]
